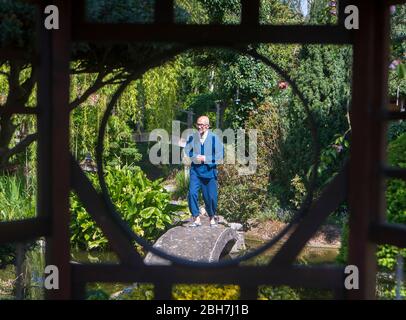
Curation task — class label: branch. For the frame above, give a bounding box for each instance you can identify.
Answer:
[69,71,106,111]
[70,44,188,111]
[7,62,21,103]
[20,66,37,104]
[71,46,113,75]
[0,133,37,164]
[0,115,17,149]
[102,76,128,85]
[106,79,133,109]
[100,68,129,85]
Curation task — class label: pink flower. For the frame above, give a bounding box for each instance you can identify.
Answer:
[278,81,288,90]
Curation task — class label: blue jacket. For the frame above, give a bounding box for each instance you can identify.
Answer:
[184,130,224,179]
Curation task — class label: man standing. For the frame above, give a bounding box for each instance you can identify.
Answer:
[184,116,224,227]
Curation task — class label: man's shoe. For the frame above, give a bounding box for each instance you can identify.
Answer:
[210,218,216,226]
[190,218,201,227]
[190,222,201,227]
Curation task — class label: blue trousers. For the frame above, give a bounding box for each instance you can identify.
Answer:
[188,171,218,218]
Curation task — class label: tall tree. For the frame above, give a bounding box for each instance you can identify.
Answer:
[0,0,187,170]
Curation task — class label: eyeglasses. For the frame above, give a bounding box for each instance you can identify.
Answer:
[196,123,209,127]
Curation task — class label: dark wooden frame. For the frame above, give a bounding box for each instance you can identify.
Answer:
[1,0,406,300]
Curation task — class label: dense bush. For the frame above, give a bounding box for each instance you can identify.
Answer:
[216,95,347,226]
[0,171,36,269]
[377,133,406,269]
[86,283,305,300]
[258,286,299,300]
[0,174,35,221]
[376,272,406,300]
[173,284,240,300]
[86,289,110,300]
[173,169,190,200]
[337,133,406,269]
[388,6,406,99]
[70,165,184,251]
[217,102,286,227]
[388,121,406,141]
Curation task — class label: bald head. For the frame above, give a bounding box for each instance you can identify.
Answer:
[197,116,209,126]
[196,115,210,135]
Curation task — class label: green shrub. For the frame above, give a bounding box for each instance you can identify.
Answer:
[378,133,406,270]
[217,102,285,226]
[336,218,349,265]
[173,284,240,300]
[387,179,406,225]
[84,283,325,300]
[376,272,406,300]
[218,177,269,227]
[117,284,154,300]
[70,165,184,251]
[258,286,300,300]
[0,174,36,268]
[173,169,190,200]
[0,174,35,221]
[337,133,406,270]
[86,289,110,300]
[86,283,155,300]
[388,121,406,142]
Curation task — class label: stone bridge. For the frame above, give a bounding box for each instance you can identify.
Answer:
[144,217,245,265]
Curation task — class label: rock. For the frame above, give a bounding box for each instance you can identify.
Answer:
[216,215,228,225]
[229,223,243,231]
[230,231,246,254]
[144,216,241,265]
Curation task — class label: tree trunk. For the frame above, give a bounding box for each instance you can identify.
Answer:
[13,243,27,300]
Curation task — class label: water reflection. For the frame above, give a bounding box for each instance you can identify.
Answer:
[226,238,340,265]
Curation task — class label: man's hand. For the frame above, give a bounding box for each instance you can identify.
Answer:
[196,155,205,163]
